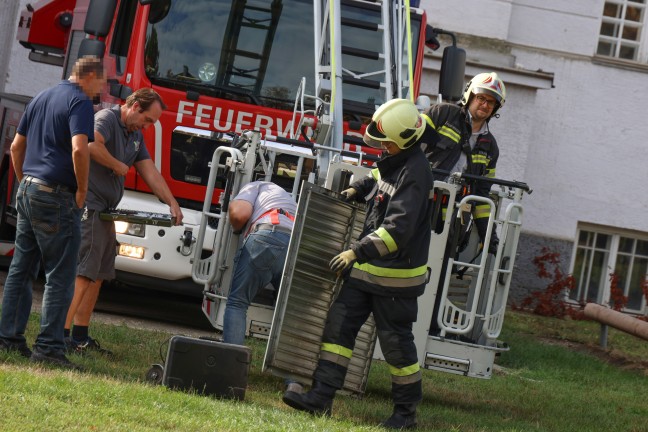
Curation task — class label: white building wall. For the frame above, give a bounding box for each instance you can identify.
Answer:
[422,0,648,242]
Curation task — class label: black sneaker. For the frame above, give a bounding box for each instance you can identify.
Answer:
[0,338,33,358]
[30,348,82,371]
[70,337,113,357]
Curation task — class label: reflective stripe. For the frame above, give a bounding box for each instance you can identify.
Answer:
[375,227,397,253]
[474,204,491,219]
[485,167,496,178]
[389,362,421,377]
[471,154,488,165]
[367,232,390,256]
[319,350,352,368]
[391,369,422,385]
[422,113,435,128]
[350,265,428,288]
[321,343,353,365]
[377,179,396,197]
[371,168,380,181]
[438,125,461,143]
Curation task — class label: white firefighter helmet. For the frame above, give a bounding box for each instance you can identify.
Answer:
[364,98,425,149]
[460,72,506,115]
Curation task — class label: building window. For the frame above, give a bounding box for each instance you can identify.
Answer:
[598,0,647,61]
[570,224,648,314]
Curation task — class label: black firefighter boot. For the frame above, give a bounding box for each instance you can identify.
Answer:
[282,380,336,416]
[380,403,418,430]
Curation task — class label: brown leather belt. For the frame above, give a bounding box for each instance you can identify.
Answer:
[24,176,73,194]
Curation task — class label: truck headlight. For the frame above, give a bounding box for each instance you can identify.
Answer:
[114,221,145,237]
[118,244,145,259]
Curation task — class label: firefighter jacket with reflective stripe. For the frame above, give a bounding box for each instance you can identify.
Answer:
[421,102,499,239]
[347,145,434,297]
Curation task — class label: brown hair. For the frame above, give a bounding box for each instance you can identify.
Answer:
[71,56,104,79]
[125,88,167,111]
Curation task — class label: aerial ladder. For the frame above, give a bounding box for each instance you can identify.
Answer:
[215,0,283,95]
[191,0,416,344]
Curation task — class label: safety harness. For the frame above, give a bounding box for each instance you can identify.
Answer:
[245,208,295,237]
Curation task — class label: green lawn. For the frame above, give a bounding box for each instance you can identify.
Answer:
[1,310,647,432]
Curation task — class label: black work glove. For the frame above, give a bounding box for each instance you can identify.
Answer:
[487,234,499,255]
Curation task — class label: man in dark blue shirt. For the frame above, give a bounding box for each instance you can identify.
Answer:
[0,56,106,370]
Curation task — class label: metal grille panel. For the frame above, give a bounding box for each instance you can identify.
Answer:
[263,183,376,395]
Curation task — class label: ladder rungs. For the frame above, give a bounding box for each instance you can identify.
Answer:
[341,17,379,31]
[342,0,382,13]
[342,75,382,89]
[342,45,380,60]
[229,50,263,60]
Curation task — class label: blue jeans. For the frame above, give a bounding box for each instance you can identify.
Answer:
[222,229,290,345]
[0,180,82,354]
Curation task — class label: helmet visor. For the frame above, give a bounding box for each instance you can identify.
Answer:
[364,120,389,148]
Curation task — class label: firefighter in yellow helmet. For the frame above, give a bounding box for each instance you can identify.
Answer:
[282,99,438,429]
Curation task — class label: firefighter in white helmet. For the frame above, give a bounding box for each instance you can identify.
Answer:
[283,99,439,430]
[420,71,506,335]
[421,71,505,245]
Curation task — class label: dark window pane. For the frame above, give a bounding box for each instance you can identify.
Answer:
[600,21,619,37]
[595,233,610,249]
[614,254,631,293]
[627,257,648,310]
[626,5,644,22]
[571,248,590,302]
[619,237,634,253]
[636,240,648,256]
[619,44,638,59]
[622,24,640,40]
[603,2,622,18]
[588,250,609,302]
[597,41,615,56]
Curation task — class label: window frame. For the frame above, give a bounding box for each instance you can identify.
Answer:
[598,0,648,63]
[569,222,648,314]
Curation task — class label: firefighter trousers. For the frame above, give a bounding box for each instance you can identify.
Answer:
[314,278,423,404]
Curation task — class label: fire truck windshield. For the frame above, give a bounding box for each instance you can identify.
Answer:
[144,0,315,112]
[143,0,421,118]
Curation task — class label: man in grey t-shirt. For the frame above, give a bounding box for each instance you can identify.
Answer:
[64,88,183,354]
[223,181,297,345]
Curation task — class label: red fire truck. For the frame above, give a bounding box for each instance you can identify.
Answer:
[0,0,463,291]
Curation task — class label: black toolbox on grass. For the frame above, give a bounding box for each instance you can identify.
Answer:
[162,336,251,400]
